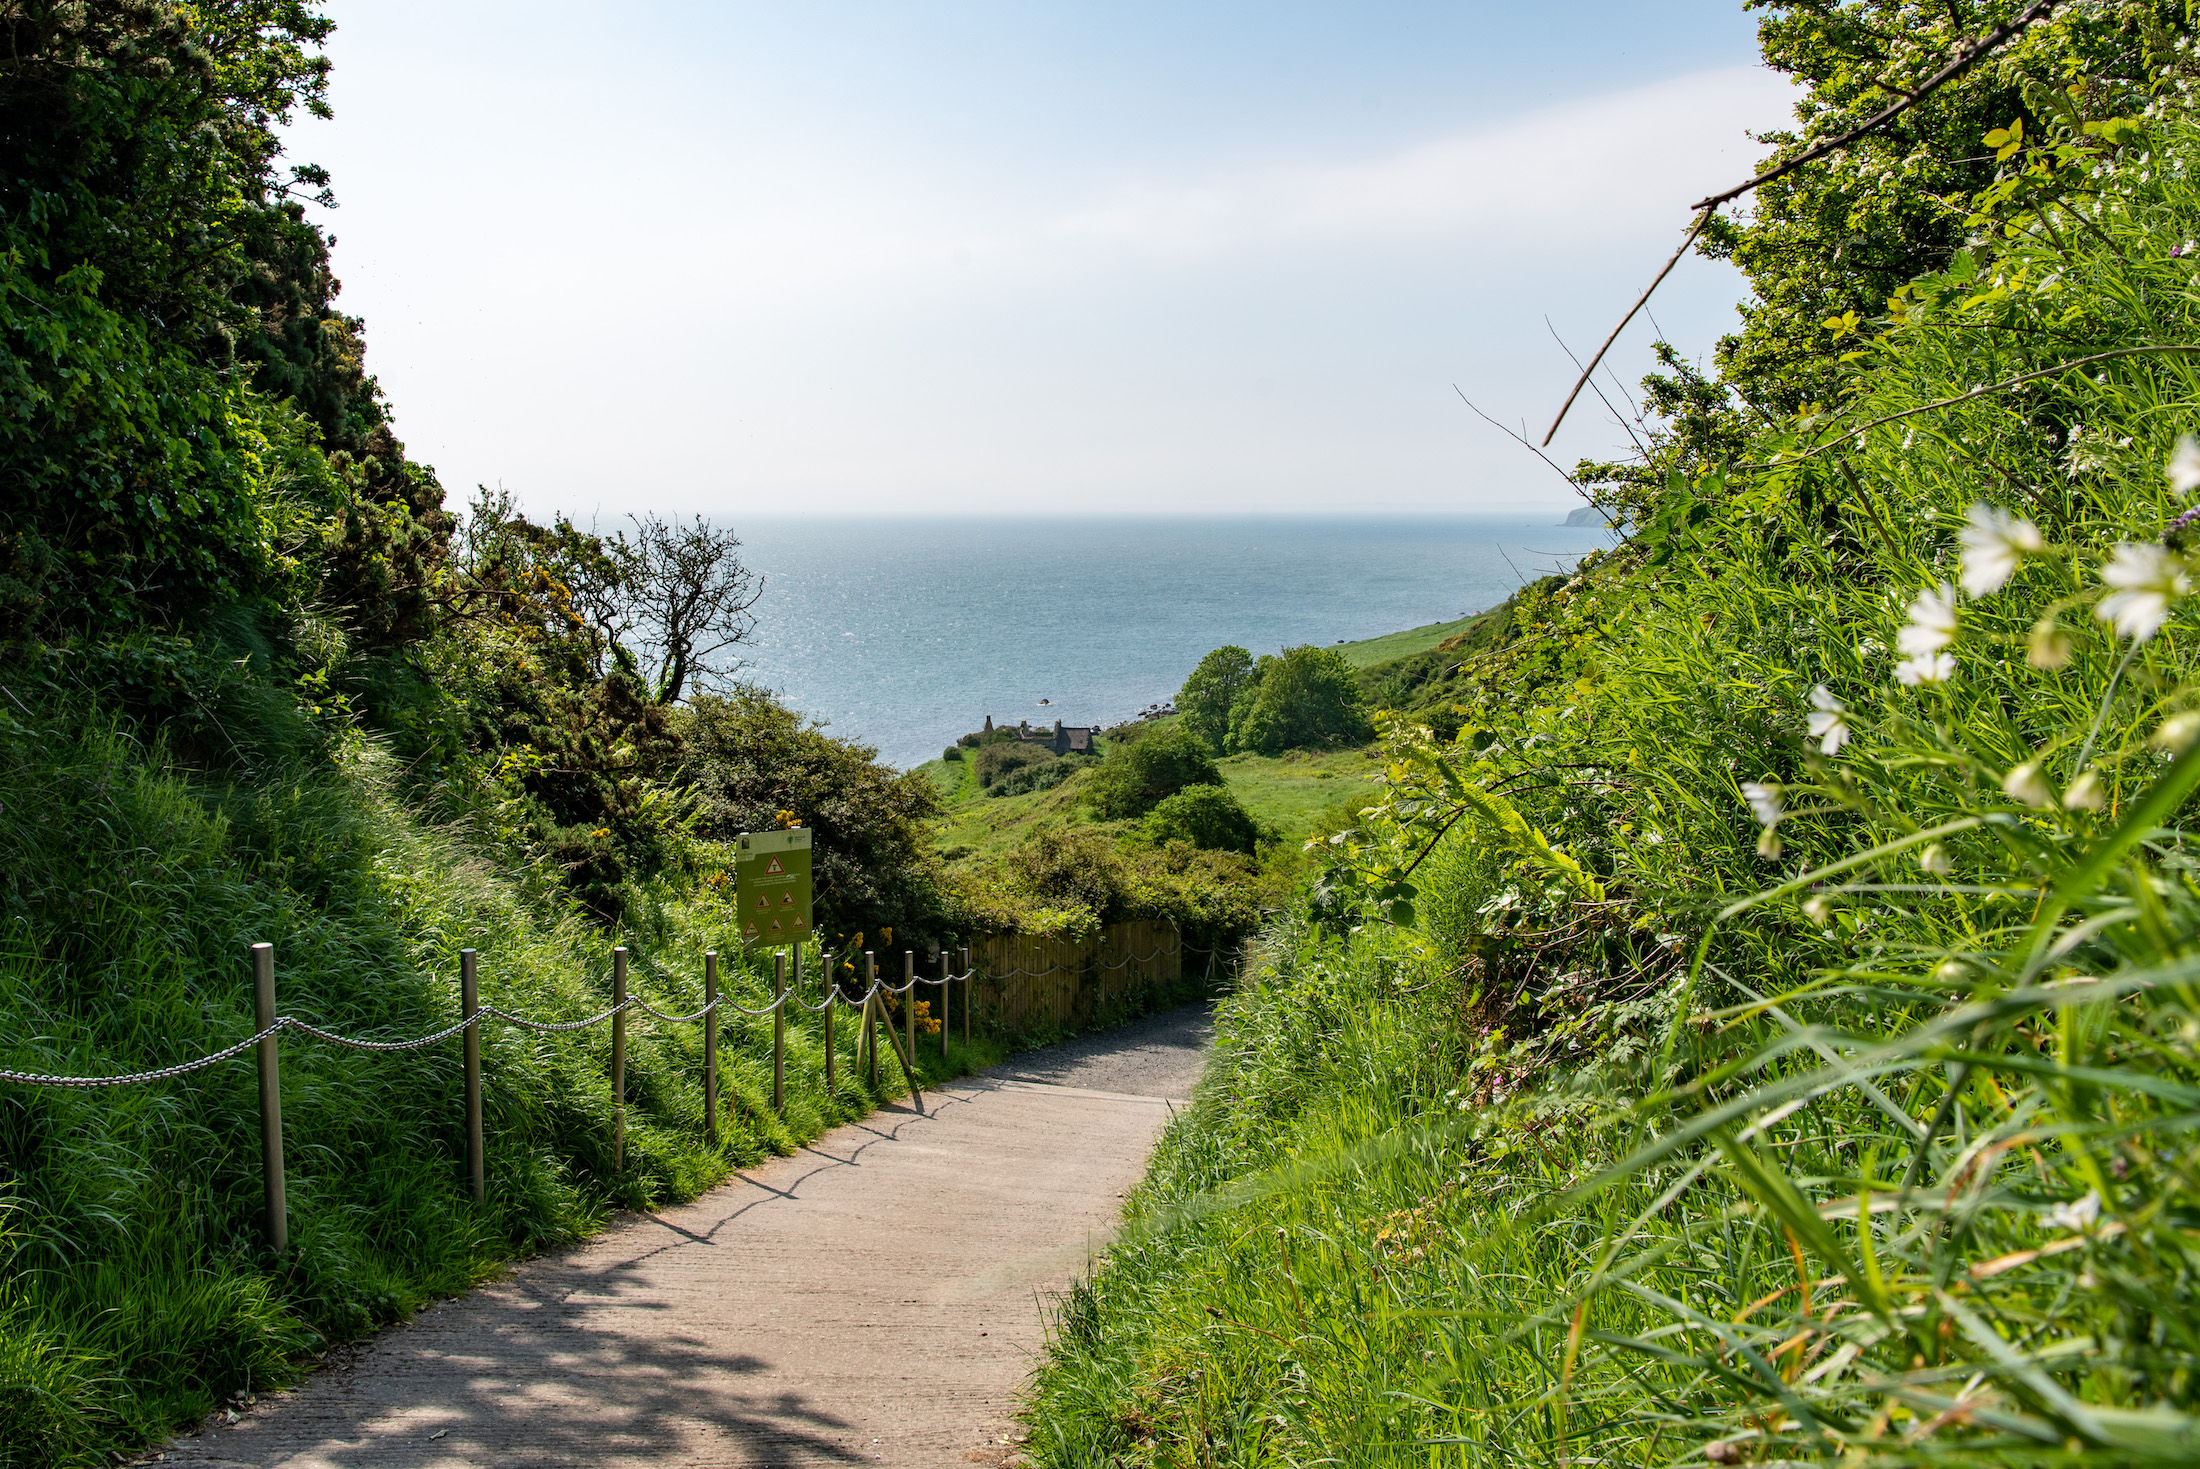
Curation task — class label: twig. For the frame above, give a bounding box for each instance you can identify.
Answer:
[1452,385,1586,497]
[1542,208,1712,446]
[1543,0,2062,445]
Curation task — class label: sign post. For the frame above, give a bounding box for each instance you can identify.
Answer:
[736,829,814,949]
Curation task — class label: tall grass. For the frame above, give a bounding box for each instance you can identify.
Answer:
[0,698,996,1463]
[1027,101,2200,1466]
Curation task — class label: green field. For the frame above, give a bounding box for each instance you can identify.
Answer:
[920,718,1379,858]
[1325,612,1490,668]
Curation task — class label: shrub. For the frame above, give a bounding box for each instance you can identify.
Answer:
[1227,644,1371,754]
[988,759,1075,799]
[1139,784,1261,854]
[941,745,963,762]
[973,741,1055,789]
[1080,727,1223,819]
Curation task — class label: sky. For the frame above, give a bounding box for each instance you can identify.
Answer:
[295,1,1798,519]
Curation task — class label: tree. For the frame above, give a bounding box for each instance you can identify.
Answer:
[1178,645,1254,753]
[1081,727,1224,820]
[621,515,762,704]
[1229,645,1370,755]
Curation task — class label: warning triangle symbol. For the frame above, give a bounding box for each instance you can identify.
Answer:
[769,915,784,932]
[780,891,794,905]
[766,857,784,875]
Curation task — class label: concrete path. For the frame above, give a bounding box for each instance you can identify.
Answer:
[162,1005,1213,1469]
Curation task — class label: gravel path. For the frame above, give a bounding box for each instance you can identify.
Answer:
[161,1004,1213,1469]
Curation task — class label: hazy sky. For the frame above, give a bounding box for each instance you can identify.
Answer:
[296,2,1796,519]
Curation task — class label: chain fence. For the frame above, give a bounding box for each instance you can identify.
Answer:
[0,925,1201,1251]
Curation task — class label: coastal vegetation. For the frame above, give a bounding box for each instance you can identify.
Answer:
[1026,3,2200,1465]
[0,5,1014,1458]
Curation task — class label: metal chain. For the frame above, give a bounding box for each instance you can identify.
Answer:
[717,992,789,1017]
[627,996,721,1025]
[284,1015,478,1052]
[479,1000,631,1033]
[0,1022,283,1089]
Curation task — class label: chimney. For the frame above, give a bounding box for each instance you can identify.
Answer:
[983,715,993,733]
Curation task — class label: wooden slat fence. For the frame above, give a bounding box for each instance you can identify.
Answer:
[968,919,1183,1039]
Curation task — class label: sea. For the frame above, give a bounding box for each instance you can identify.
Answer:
[726,515,1613,770]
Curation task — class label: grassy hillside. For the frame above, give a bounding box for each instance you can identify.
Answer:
[0,695,994,1465]
[1025,77,2200,1469]
[1328,614,1484,669]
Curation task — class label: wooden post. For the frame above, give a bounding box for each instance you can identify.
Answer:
[864,952,878,1087]
[703,951,720,1147]
[251,944,287,1255]
[962,946,972,1046]
[772,951,787,1115]
[824,950,836,1093]
[903,951,916,1068]
[462,948,483,1203]
[612,946,627,1174]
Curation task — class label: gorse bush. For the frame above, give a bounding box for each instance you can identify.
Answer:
[1032,54,2200,1469]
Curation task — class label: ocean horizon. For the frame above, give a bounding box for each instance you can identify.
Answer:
[724,513,1614,769]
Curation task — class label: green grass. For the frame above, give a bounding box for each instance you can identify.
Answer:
[0,698,1001,1465]
[1022,102,2200,1469]
[1329,614,1491,669]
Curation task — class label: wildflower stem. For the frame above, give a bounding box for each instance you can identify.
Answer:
[2076,640,2141,772]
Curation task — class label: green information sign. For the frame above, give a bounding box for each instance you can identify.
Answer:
[736,828,813,949]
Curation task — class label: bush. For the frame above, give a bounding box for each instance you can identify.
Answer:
[973,740,1055,789]
[941,745,963,762]
[673,686,946,941]
[1139,784,1261,854]
[1226,644,1371,754]
[988,759,1075,798]
[1079,727,1223,819]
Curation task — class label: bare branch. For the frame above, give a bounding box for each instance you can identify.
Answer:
[1542,0,2062,446]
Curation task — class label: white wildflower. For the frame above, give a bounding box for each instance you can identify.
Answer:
[2029,620,2073,669]
[1742,780,1783,859]
[1919,843,1952,876]
[1741,781,1783,828]
[1895,651,1956,686]
[1958,503,2044,597]
[1802,894,1832,926]
[1806,685,1851,754]
[2063,770,2105,811]
[2002,762,2054,808]
[1898,583,1959,656]
[2169,435,2200,496]
[2153,711,2200,753]
[2096,542,2191,643]
[2044,1190,2102,1234]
